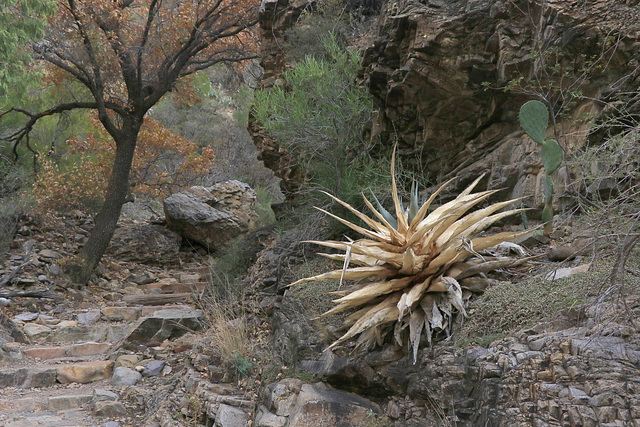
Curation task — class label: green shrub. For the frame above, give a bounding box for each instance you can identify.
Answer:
[253,33,385,205]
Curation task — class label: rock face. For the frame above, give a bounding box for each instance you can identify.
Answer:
[164,181,257,249]
[106,224,181,264]
[360,0,640,209]
[256,379,382,427]
[252,0,640,210]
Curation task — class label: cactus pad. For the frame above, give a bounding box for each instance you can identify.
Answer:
[541,139,563,174]
[519,100,548,144]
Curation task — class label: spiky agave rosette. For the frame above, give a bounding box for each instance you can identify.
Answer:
[291,152,533,362]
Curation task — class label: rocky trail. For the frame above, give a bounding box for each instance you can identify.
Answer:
[0,212,259,427]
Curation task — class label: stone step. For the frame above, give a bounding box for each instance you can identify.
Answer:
[0,361,114,389]
[0,409,91,427]
[22,323,128,344]
[16,304,197,344]
[144,281,207,293]
[0,384,124,426]
[6,342,112,361]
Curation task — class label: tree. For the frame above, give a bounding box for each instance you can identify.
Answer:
[33,114,215,213]
[0,0,258,283]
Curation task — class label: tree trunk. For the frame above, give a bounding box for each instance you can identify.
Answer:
[70,120,141,284]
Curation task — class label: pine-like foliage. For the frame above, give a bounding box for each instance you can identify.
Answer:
[292,151,531,362]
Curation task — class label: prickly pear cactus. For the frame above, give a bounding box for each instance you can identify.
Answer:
[519,100,548,145]
[541,139,563,174]
[518,100,564,235]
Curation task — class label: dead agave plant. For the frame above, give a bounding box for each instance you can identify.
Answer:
[291,151,532,362]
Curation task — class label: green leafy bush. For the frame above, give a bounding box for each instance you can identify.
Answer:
[253,33,384,204]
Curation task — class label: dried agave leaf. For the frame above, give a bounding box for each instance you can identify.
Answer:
[318,252,380,268]
[407,177,457,232]
[455,209,528,240]
[397,292,409,322]
[329,294,400,349]
[399,247,429,275]
[403,277,433,312]
[390,148,409,234]
[445,277,466,316]
[361,192,404,245]
[319,191,389,236]
[457,173,486,197]
[445,259,484,279]
[332,276,413,306]
[420,190,496,231]
[314,207,391,243]
[429,301,444,330]
[429,191,501,247]
[289,266,395,286]
[409,309,426,363]
[435,199,525,247]
[405,214,454,249]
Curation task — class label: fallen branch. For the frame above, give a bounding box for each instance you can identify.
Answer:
[0,288,62,300]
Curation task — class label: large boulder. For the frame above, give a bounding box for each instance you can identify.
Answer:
[257,380,382,427]
[106,224,181,264]
[163,181,258,249]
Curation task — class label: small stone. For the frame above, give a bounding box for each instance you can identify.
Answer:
[94,401,129,417]
[215,404,249,427]
[141,360,166,377]
[568,386,590,404]
[178,274,200,284]
[0,298,11,306]
[104,422,120,427]
[112,366,142,387]
[49,264,63,276]
[545,263,591,281]
[101,306,140,322]
[78,309,102,325]
[115,354,140,369]
[15,312,39,322]
[93,389,119,403]
[57,361,114,384]
[132,273,156,285]
[56,320,79,328]
[548,245,580,262]
[37,275,50,282]
[38,249,61,260]
[48,394,93,410]
[256,407,287,427]
[23,323,51,338]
